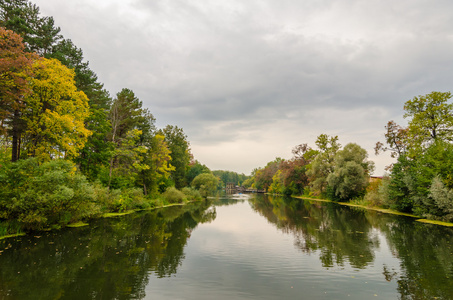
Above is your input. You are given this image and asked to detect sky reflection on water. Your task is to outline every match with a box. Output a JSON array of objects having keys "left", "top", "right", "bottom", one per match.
[{"left": 1, "top": 193, "right": 452, "bottom": 299}]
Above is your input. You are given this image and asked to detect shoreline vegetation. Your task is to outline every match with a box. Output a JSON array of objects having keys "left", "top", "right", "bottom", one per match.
[
  {"left": 2, "top": 191, "right": 452, "bottom": 241},
  {"left": 2, "top": 2, "right": 453, "bottom": 239},
  {"left": 1, "top": 2, "right": 240, "bottom": 240},
  {"left": 293, "top": 195, "right": 453, "bottom": 227},
  {"left": 243, "top": 92, "right": 453, "bottom": 227},
  {"left": 0, "top": 199, "right": 205, "bottom": 240}
]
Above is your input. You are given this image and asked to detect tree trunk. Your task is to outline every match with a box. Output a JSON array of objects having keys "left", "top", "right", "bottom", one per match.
[
  {"left": 108, "top": 156, "right": 114, "bottom": 190},
  {"left": 11, "top": 110, "right": 20, "bottom": 162}
]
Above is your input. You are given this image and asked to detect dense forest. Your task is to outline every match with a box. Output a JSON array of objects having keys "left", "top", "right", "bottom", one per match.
[
  {"left": 245, "top": 91, "right": 453, "bottom": 224},
  {"left": 0, "top": 0, "right": 248, "bottom": 233}
]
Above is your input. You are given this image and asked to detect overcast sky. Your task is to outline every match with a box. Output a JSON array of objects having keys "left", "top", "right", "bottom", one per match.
[{"left": 33, "top": 0, "right": 453, "bottom": 175}]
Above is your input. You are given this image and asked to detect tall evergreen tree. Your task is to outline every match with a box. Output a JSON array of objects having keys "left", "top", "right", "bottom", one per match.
[{"left": 107, "top": 88, "right": 155, "bottom": 189}]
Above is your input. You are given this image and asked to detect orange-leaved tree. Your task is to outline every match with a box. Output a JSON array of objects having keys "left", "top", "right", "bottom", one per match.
[{"left": 0, "top": 26, "right": 38, "bottom": 161}]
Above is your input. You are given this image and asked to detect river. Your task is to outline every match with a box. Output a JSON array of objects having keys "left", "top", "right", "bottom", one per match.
[{"left": 0, "top": 193, "right": 452, "bottom": 299}]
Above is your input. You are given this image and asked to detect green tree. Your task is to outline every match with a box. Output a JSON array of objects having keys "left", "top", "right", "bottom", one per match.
[
  {"left": 374, "top": 120, "right": 408, "bottom": 160},
  {"left": 107, "top": 88, "right": 154, "bottom": 188},
  {"left": 191, "top": 173, "right": 219, "bottom": 198},
  {"left": 382, "top": 92, "right": 453, "bottom": 219},
  {"left": 275, "top": 143, "right": 314, "bottom": 196},
  {"left": 186, "top": 160, "right": 210, "bottom": 185},
  {"left": 50, "top": 38, "right": 113, "bottom": 179},
  {"left": 269, "top": 170, "right": 284, "bottom": 194},
  {"left": 386, "top": 155, "right": 415, "bottom": 212},
  {"left": 404, "top": 91, "right": 453, "bottom": 156},
  {"left": 307, "top": 134, "right": 340, "bottom": 195},
  {"left": 0, "top": 158, "right": 98, "bottom": 230},
  {"left": 0, "top": 1, "right": 64, "bottom": 57},
  {"left": 326, "top": 143, "right": 374, "bottom": 201},
  {"left": 253, "top": 158, "right": 283, "bottom": 192},
  {"left": 0, "top": 0, "right": 41, "bottom": 47},
  {"left": 1, "top": 1, "right": 113, "bottom": 175},
  {"left": 138, "top": 134, "right": 174, "bottom": 195},
  {"left": 212, "top": 170, "right": 249, "bottom": 188},
  {"left": 159, "top": 125, "right": 191, "bottom": 189},
  {"left": 30, "top": 15, "right": 61, "bottom": 56}
]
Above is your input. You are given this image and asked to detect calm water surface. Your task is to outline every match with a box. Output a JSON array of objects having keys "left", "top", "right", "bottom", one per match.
[{"left": 1, "top": 193, "right": 452, "bottom": 299}]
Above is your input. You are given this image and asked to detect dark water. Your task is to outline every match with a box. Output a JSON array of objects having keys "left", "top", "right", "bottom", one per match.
[{"left": 1, "top": 194, "right": 452, "bottom": 299}]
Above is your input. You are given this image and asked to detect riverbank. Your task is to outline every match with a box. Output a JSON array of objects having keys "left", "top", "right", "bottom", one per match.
[
  {"left": 293, "top": 195, "right": 453, "bottom": 227},
  {"left": 0, "top": 200, "right": 203, "bottom": 240}
]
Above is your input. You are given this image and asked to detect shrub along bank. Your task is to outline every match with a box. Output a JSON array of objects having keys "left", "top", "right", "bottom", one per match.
[{"left": 0, "top": 158, "right": 212, "bottom": 235}]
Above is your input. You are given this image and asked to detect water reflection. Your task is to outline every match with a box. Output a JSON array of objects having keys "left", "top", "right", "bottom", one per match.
[
  {"left": 0, "top": 201, "right": 215, "bottom": 299},
  {"left": 249, "top": 194, "right": 379, "bottom": 269},
  {"left": 248, "top": 194, "right": 453, "bottom": 299},
  {"left": 1, "top": 194, "right": 452, "bottom": 299},
  {"left": 376, "top": 214, "right": 453, "bottom": 299}
]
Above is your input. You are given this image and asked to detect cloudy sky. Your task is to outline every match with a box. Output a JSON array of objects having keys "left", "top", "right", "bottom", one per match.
[{"left": 33, "top": 0, "right": 453, "bottom": 175}]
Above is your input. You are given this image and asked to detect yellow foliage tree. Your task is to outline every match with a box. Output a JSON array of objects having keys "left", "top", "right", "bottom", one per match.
[
  {"left": 151, "top": 134, "right": 175, "bottom": 179},
  {"left": 23, "top": 58, "right": 91, "bottom": 160},
  {"left": 138, "top": 133, "right": 175, "bottom": 195}
]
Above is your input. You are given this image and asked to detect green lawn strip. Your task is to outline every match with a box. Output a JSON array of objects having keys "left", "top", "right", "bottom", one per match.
[
  {"left": 416, "top": 219, "right": 453, "bottom": 227},
  {"left": 0, "top": 233, "right": 26, "bottom": 240},
  {"left": 294, "top": 195, "right": 453, "bottom": 227},
  {"left": 137, "top": 202, "right": 188, "bottom": 211},
  {"left": 66, "top": 221, "right": 90, "bottom": 228},
  {"left": 102, "top": 211, "right": 136, "bottom": 218},
  {"left": 102, "top": 199, "right": 199, "bottom": 218}
]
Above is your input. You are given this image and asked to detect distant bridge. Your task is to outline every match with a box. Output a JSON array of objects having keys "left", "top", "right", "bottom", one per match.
[{"left": 226, "top": 183, "right": 265, "bottom": 193}]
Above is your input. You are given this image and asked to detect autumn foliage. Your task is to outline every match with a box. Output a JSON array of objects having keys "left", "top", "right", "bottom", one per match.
[{"left": 0, "top": 2, "right": 201, "bottom": 232}]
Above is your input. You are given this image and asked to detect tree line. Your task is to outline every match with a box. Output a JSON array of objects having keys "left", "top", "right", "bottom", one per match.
[
  {"left": 245, "top": 91, "right": 453, "bottom": 223},
  {"left": 1, "top": 0, "right": 452, "bottom": 232},
  {"left": 0, "top": 0, "right": 221, "bottom": 232}
]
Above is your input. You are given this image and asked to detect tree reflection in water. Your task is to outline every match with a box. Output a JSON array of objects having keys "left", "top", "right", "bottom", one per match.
[
  {"left": 248, "top": 194, "right": 453, "bottom": 300},
  {"left": 249, "top": 194, "right": 379, "bottom": 269},
  {"left": 1, "top": 194, "right": 452, "bottom": 300},
  {"left": 0, "top": 201, "right": 216, "bottom": 299}
]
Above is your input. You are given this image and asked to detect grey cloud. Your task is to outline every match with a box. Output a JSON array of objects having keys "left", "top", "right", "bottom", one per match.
[{"left": 34, "top": 0, "right": 453, "bottom": 174}]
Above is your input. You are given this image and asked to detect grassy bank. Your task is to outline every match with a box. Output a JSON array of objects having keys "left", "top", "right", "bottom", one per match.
[
  {"left": 0, "top": 198, "right": 204, "bottom": 240},
  {"left": 293, "top": 195, "right": 453, "bottom": 227}
]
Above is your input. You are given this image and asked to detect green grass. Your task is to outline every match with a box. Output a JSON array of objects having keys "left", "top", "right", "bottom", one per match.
[
  {"left": 66, "top": 221, "right": 89, "bottom": 228},
  {"left": 293, "top": 195, "right": 453, "bottom": 224},
  {"left": 0, "top": 233, "right": 26, "bottom": 240},
  {"left": 416, "top": 219, "right": 453, "bottom": 227},
  {"left": 102, "top": 211, "right": 136, "bottom": 218}
]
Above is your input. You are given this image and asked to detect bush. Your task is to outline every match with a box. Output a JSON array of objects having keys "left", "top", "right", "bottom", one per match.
[
  {"left": 181, "top": 187, "right": 202, "bottom": 201},
  {"left": 0, "top": 158, "right": 100, "bottom": 230},
  {"left": 364, "top": 177, "right": 390, "bottom": 207},
  {"left": 162, "top": 187, "right": 187, "bottom": 204},
  {"left": 191, "top": 173, "right": 219, "bottom": 198},
  {"left": 122, "top": 187, "right": 150, "bottom": 210},
  {"left": 93, "top": 184, "right": 151, "bottom": 212},
  {"left": 426, "top": 176, "right": 453, "bottom": 222}
]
